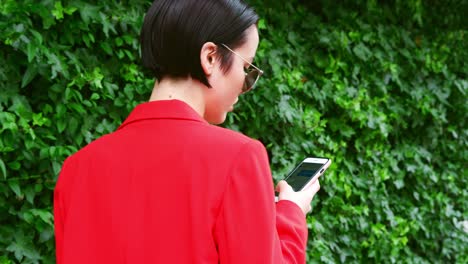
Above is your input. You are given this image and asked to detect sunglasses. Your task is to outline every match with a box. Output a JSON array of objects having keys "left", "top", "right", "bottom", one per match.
[{"left": 221, "top": 44, "right": 264, "bottom": 93}]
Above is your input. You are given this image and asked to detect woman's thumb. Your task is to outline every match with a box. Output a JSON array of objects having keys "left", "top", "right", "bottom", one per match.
[{"left": 276, "top": 180, "right": 292, "bottom": 193}]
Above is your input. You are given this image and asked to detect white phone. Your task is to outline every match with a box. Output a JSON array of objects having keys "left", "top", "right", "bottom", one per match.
[{"left": 275, "top": 157, "right": 331, "bottom": 201}]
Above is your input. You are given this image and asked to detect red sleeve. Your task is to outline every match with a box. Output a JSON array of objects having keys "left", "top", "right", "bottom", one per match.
[{"left": 214, "top": 140, "right": 308, "bottom": 264}]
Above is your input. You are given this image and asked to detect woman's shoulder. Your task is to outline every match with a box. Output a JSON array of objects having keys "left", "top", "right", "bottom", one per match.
[
  {"left": 189, "top": 124, "right": 267, "bottom": 159},
  {"left": 201, "top": 124, "right": 259, "bottom": 146}
]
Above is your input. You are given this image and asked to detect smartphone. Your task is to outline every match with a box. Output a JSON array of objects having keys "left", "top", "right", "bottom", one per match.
[
  {"left": 275, "top": 157, "right": 331, "bottom": 200},
  {"left": 284, "top": 157, "right": 331, "bottom": 191}
]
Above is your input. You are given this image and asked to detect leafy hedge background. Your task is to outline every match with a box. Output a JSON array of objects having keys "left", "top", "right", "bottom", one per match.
[{"left": 0, "top": 0, "right": 466, "bottom": 263}]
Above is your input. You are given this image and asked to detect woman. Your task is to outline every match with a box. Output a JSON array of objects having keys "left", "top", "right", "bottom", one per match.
[{"left": 54, "top": 0, "right": 320, "bottom": 263}]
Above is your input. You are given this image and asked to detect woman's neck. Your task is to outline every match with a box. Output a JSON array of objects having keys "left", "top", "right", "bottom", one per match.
[{"left": 149, "top": 77, "right": 206, "bottom": 117}]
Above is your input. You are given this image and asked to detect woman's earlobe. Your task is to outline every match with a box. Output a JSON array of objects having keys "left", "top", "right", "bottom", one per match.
[{"left": 201, "top": 57, "right": 213, "bottom": 76}]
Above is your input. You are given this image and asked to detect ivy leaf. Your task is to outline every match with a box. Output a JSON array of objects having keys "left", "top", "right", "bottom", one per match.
[
  {"left": 21, "top": 65, "right": 38, "bottom": 88},
  {"left": 100, "top": 42, "right": 113, "bottom": 55},
  {"left": 0, "top": 158, "right": 6, "bottom": 179},
  {"left": 258, "top": 19, "right": 266, "bottom": 29},
  {"left": 26, "top": 43, "right": 38, "bottom": 63},
  {"left": 8, "top": 180, "right": 21, "bottom": 197},
  {"left": 6, "top": 231, "right": 41, "bottom": 262},
  {"left": 79, "top": 3, "right": 100, "bottom": 24},
  {"left": 31, "top": 209, "right": 54, "bottom": 226},
  {"left": 353, "top": 42, "right": 372, "bottom": 61},
  {"left": 57, "top": 118, "right": 66, "bottom": 133},
  {"left": 51, "top": 2, "right": 64, "bottom": 20},
  {"left": 64, "top": 6, "right": 78, "bottom": 15}
]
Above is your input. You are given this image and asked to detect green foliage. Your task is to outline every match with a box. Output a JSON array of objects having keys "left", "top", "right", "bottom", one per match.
[
  {"left": 0, "top": 0, "right": 466, "bottom": 263},
  {"left": 239, "top": 0, "right": 467, "bottom": 263},
  {"left": 1, "top": 0, "right": 150, "bottom": 262}
]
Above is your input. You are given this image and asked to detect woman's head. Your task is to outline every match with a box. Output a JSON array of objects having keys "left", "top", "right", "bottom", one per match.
[{"left": 140, "top": 0, "right": 259, "bottom": 87}]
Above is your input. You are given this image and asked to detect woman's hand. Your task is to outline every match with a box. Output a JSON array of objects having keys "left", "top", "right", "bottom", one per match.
[{"left": 275, "top": 179, "right": 321, "bottom": 216}]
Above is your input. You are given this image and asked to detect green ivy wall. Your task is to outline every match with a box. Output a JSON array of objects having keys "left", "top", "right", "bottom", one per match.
[{"left": 0, "top": 0, "right": 466, "bottom": 263}]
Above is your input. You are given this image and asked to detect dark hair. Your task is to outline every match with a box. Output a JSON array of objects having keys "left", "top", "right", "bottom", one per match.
[{"left": 140, "top": 0, "right": 259, "bottom": 87}]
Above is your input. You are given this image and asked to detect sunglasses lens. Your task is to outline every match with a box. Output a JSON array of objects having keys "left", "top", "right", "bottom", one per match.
[{"left": 243, "top": 70, "right": 260, "bottom": 93}]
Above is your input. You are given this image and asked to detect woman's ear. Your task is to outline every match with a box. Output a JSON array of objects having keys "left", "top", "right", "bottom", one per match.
[{"left": 200, "top": 42, "right": 218, "bottom": 76}]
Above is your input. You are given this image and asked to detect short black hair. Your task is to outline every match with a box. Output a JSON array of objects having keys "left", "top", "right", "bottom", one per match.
[{"left": 140, "top": 0, "right": 259, "bottom": 87}]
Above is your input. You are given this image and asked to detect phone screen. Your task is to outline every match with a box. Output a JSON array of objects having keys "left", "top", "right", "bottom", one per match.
[{"left": 285, "top": 162, "right": 324, "bottom": 191}]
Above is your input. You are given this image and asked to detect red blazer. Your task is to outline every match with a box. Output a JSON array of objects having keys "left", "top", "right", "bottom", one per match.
[{"left": 54, "top": 100, "right": 308, "bottom": 264}]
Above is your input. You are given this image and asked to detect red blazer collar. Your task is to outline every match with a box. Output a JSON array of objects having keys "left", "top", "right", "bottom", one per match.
[{"left": 118, "top": 100, "right": 207, "bottom": 130}]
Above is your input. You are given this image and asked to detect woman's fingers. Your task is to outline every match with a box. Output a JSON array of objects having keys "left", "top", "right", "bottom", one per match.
[
  {"left": 301, "top": 179, "right": 320, "bottom": 195},
  {"left": 277, "top": 179, "right": 321, "bottom": 216},
  {"left": 310, "top": 180, "right": 320, "bottom": 194}
]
